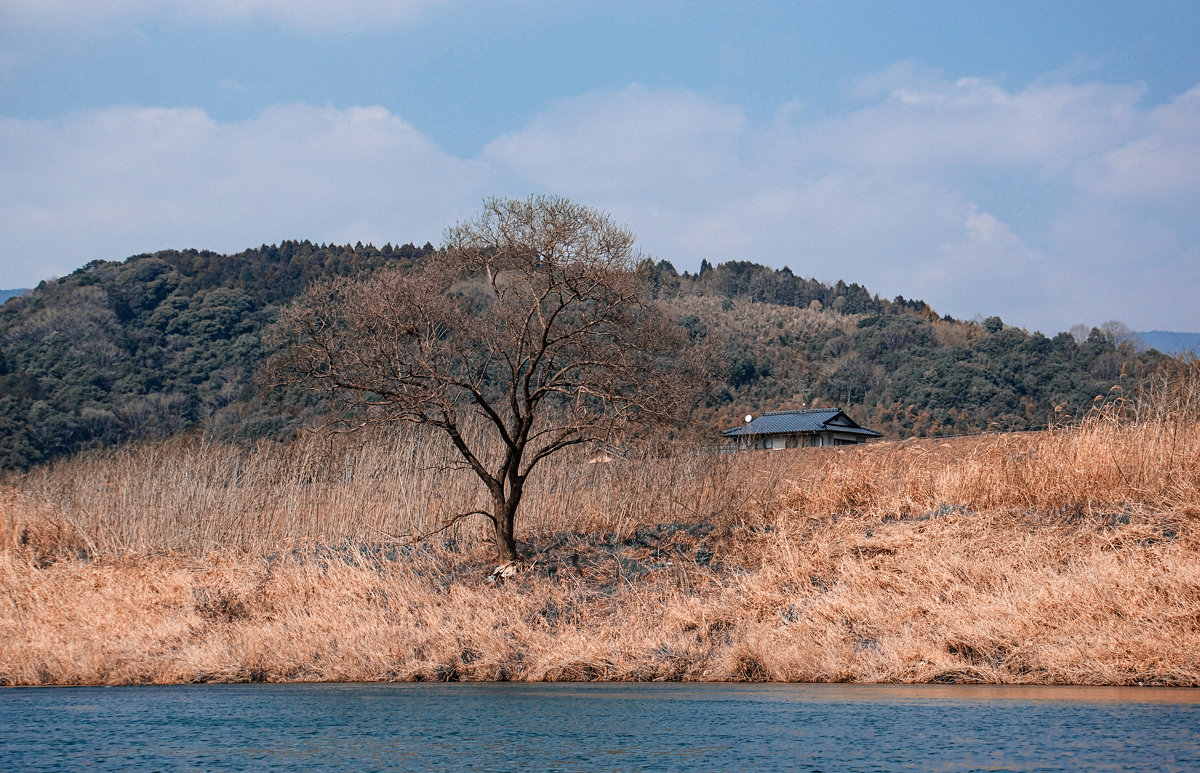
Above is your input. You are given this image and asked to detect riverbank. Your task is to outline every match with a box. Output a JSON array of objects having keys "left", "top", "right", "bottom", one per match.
[
  {"left": 3, "top": 502, "right": 1197, "bottom": 686},
  {"left": 3, "top": 367, "right": 1198, "bottom": 686}
]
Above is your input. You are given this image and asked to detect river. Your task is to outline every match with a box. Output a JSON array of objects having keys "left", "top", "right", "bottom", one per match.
[{"left": 2, "top": 683, "right": 1198, "bottom": 771}]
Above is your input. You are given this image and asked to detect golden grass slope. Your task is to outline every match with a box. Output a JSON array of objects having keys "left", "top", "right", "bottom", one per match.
[{"left": 2, "top": 364, "right": 1198, "bottom": 686}]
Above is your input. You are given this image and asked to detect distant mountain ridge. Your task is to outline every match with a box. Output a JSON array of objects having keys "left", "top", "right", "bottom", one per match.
[
  {"left": 0, "top": 288, "right": 30, "bottom": 305},
  {"left": 1138, "top": 331, "right": 1200, "bottom": 356}
]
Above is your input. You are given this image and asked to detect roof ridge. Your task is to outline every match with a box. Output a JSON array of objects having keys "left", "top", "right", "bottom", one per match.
[{"left": 761, "top": 407, "right": 839, "bottom": 416}]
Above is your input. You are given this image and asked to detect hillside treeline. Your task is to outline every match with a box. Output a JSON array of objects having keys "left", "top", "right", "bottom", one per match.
[
  {"left": 0, "top": 241, "right": 433, "bottom": 467},
  {"left": 0, "top": 244, "right": 1163, "bottom": 468},
  {"left": 661, "top": 260, "right": 1160, "bottom": 436}
]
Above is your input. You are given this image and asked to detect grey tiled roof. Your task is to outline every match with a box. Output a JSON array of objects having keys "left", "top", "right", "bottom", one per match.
[{"left": 722, "top": 408, "right": 882, "bottom": 438}]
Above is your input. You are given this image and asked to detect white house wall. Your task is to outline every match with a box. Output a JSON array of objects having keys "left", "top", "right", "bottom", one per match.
[{"left": 756, "top": 431, "right": 870, "bottom": 449}]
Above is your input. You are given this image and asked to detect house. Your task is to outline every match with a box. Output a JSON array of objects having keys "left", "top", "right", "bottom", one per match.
[{"left": 722, "top": 407, "right": 881, "bottom": 450}]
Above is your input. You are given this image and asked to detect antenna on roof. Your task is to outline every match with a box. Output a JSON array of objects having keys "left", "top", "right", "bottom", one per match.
[{"left": 744, "top": 414, "right": 753, "bottom": 424}]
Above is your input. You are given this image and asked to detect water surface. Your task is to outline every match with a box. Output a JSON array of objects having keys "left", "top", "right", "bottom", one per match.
[{"left": 2, "top": 683, "right": 1198, "bottom": 771}]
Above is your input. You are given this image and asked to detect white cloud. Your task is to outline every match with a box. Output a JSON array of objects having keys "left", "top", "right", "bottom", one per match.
[
  {"left": 483, "top": 76, "right": 1200, "bottom": 331},
  {"left": 481, "top": 84, "right": 756, "bottom": 278},
  {"left": 924, "top": 208, "right": 1053, "bottom": 321},
  {"left": 804, "top": 78, "right": 1145, "bottom": 174},
  {"left": 4, "top": 68, "right": 1200, "bottom": 332},
  {"left": 483, "top": 85, "right": 748, "bottom": 205},
  {"left": 2, "top": 0, "right": 447, "bottom": 33},
  {"left": 0, "top": 104, "right": 491, "bottom": 283},
  {"left": 1080, "top": 86, "right": 1200, "bottom": 202}
]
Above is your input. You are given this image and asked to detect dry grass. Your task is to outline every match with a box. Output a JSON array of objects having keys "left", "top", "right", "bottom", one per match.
[
  {"left": 1, "top": 423, "right": 786, "bottom": 558},
  {"left": 2, "top": 362, "right": 1198, "bottom": 686}
]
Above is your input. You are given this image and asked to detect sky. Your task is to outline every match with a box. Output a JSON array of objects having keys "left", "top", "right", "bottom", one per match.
[{"left": 2, "top": 1, "right": 1199, "bottom": 335}]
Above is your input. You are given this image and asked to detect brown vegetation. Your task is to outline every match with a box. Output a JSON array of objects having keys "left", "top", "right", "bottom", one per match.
[
  {"left": 267, "top": 195, "right": 702, "bottom": 562},
  {"left": 2, "top": 363, "right": 1197, "bottom": 686}
]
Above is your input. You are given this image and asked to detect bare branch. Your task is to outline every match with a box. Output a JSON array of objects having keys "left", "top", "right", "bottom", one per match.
[
  {"left": 266, "top": 195, "right": 702, "bottom": 562},
  {"left": 398, "top": 509, "right": 497, "bottom": 546}
]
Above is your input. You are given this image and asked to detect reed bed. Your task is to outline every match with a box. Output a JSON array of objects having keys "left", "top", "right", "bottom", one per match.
[
  {"left": 2, "top": 425, "right": 788, "bottom": 559},
  {"left": 2, "top": 362, "right": 1198, "bottom": 686}
]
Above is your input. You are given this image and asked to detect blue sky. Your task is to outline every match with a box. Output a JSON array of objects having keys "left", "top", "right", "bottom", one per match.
[{"left": 2, "top": 1, "right": 1199, "bottom": 334}]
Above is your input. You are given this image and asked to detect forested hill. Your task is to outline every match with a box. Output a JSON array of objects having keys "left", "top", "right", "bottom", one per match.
[
  {"left": 0, "top": 244, "right": 1164, "bottom": 469},
  {"left": 0, "top": 241, "right": 433, "bottom": 468},
  {"left": 655, "top": 259, "right": 1163, "bottom": 436}
]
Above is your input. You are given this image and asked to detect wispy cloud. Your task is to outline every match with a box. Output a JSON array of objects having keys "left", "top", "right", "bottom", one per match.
[
  {"left": 483, "top": 75, "right": 1200, "bottom": 330},
  {"left": 2, "top": 0, "right": 447, "bottom": 33},
  {"left": 1080, "top": 86, "right": 1200, "bottom": 203},
  {"left": 0, "top": 104, "right": 491, "bottom": 281},
  {"left": 806, "top": 78, "right": 1145, "bottom": 174}
]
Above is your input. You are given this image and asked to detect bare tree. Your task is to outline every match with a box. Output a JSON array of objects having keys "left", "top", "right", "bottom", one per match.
[
  {"left": 267, "top": 196, "right": 700, "bottom": 562},
  {"left": 1099, "top": 320, "right": 1145, "bottom": 351}
]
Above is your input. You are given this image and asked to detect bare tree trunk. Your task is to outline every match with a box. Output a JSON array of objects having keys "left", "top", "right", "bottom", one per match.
[{"left": 492, "top": 491, "right": 523, "bottom": 562}]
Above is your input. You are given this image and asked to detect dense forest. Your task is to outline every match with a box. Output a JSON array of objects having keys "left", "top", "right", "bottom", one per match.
[
  {"left": 0, "top": 242, "right": 1166, "bottom": 469},
  {"left": 0, "top": 241, "right": 433, "bottom": 468},
  {"left": 657, "top": 260, "right": 1162, "bottom": 436}
]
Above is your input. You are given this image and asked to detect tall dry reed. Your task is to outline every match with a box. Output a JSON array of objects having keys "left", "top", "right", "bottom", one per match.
[
  {"left": 2, "top": 424, "right": 790, "bottom": 559},
  {"left": 784, "top": 361, "right": 1200, "bottom": 521},
  {"left": 2, "top": 359, "right": 1197, "bottom": 686},
  {"left": 3, "top": 499, "right": 1196, "bottom": 686}
]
